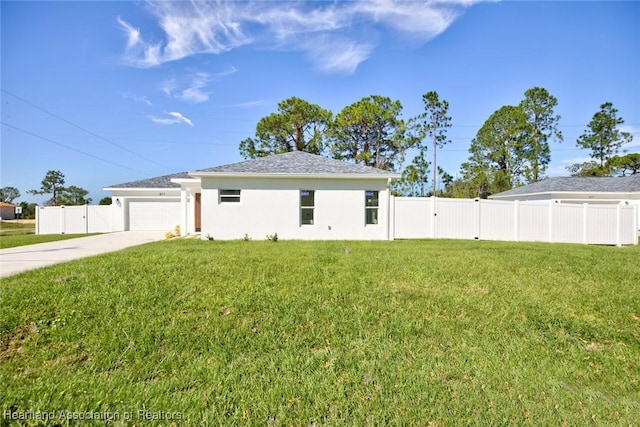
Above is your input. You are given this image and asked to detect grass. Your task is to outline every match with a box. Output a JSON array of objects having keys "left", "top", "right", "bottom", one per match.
[
  {"left": 0, "top": 221, "right": 101, "bottom": 249},
  {"left": 0, "top": 220, "right": 35, "bottom": 234},
  {"left": 0, "top": 234, "right": 102, "bottom": 250},
  {"left": 1, "top": 239, "right": 639, "bottom": 426}
]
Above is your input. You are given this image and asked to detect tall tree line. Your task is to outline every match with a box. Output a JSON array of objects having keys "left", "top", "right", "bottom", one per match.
[
  {"left": 239, "top": 95, "right": 415, "bottom": 172},
  {"left": 458, "top": 87, "right": 563, "bottom": 198},
  {"left": 238, "top": 92, "right": 451, "bottom": 195},
  {"left": 238, "top": 88, "right": 634, "bottom": 198},
  {"left": 567, "top": 102, "right": 633, "bottom": 177}
]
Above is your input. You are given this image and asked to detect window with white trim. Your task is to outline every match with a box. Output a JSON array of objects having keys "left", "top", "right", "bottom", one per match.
[
  {"left": 365, "top": 190, "right": 379, "bottom": 225},
  {"left": 220, "top": 189, "right": 241, "bottom": 203},
  {"left": 300, "top": 190, "right": 314, "bottom": 225}
]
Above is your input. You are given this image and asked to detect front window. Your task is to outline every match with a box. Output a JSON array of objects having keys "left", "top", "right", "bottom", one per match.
[
  {"left": 365, "top": 190, "right": 379, "bottom": 225},
  {"left": 220, "top": 189, "right": 241, "bottom": 203},
  {"left": 300, "top": 190, "right": 314, "bottom": 225}
]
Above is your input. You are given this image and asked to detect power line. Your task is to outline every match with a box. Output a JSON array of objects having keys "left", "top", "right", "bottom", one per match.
[
  {"left": 1, "top": 121, "right": 151, "bottom": 176},
  {"left": 1, "top": 88, "right": 172, "bottom": 171}
]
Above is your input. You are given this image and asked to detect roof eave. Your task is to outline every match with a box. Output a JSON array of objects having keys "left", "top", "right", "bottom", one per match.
[
  {"left": 490, "top": 190, "right": 640, "bottom": 199},
  {"left": 103, "top": 186, "right": 180, "bottom": 191},
  {"left": 170, "top": 178, "right": 200, "bottom": 184},
  {"left": 188, "top": 172, "right": 401, "bottom": 180}
]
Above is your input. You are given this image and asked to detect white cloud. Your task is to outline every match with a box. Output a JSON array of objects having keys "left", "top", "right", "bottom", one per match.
[
  {"left": 118, "top": 16, "right": 161, "bottom": 67},
  {"left": 304, "top": 37, "right": 374, "bottom": 74},
  {"left": 149, "top": 111, "right": 194, "bottom": 126},
  {"left": 160, "top": 66, "right": 237, "bottom": 103},
  {"left": 118, "top": 2, "right": 251, "bottom": 68},
  {"left": 227, "top": 99, "right": 265, "bottom": 108},
  {"left": 121, "top": 91, "right": 152, "bottom": 106},
  {"left": 168, "top": 111, "right": 193, "bottom": 126},
  {"left": 118, "top": 0, "right": 486, "bottom": 74},
  {"left": 356, "top": 0, "right": 459, "bottom": 41},
  {"left": 117, "top": 16, "right": 140, "bottom": 50}
]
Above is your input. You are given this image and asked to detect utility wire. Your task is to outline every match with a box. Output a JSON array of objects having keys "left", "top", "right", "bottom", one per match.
[
  {"left": 1, "top": 88, "right": 172, "bottom": 171},
  {"left": 1, "top": 121, "right": 151, "bottom": 176}
]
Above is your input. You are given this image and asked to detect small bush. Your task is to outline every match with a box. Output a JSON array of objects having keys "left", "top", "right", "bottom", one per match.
[
  {"left": 166, "top": 225, "right": 181, "bottom": 240},
  {"left": 243, "top": 233, "right": 251, "bottom": 241},
  {"left": 266, "top": 232, "right": 278, "bottom": 242}
]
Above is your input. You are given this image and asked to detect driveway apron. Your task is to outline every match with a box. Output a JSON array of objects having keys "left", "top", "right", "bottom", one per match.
[{"left": 0, "top": 231, "right": 165, "bottom": 278}]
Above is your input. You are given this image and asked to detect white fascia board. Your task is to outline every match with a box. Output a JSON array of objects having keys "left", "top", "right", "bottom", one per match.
[
  {"left": 103, "top": 187, "right": 179, "bottom": 192},
  {"left": 188, "top": 172, "right": 401, "bottom": 180},
  {"left": 170, "top": 178, "right": 200, "bottom": 185}
]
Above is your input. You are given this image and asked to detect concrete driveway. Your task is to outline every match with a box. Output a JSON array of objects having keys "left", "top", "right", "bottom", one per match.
[{"left": 0, "top": 231, "right": 166, "bottom": 279}]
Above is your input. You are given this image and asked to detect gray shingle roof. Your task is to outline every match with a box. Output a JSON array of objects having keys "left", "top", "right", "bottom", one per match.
[
  {"left": 193, "top": 151, "right": 398, "bottom": 176},
  {"left": 491, "top": 175, "right": 640, "bottom": 197},
  {"left": 106, "top": 152, "right": 397, "bottom": 189},
  {"left": 106, "top": 171, "right": 189, "bottom": 189}
]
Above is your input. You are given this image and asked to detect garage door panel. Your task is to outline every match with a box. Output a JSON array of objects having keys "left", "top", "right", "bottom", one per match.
[{"left": 129, "top": 201, "right": 180, "bottom": 230}]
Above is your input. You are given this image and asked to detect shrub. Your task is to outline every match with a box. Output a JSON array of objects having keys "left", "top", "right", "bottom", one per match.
[{"left": 266, "top": 232, "right": 278, "bottom": 242}]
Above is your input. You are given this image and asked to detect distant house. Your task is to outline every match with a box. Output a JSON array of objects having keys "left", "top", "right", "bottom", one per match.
[
  {"left": 489, "top": 175, "right": 640, "bottom": 203},
  {"left": 104, "top": 152, "right": 400, "bottom": 240},
  {"left": 489, "top": 175, "right": 640, "bottom": 226},
  {"left": 0, "top": 202, "right": 16, "bottom": 220}
]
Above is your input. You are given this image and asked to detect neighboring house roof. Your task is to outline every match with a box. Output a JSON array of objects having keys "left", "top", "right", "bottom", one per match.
[
  {"left": 0, "top": 202, "right": 16, "bottom": 207},
  {"left": 106, "top": 152, "right": 399, "bottom": 189},
  {"left": 490, "top": 175, "right": 640, "bottom": 198}
]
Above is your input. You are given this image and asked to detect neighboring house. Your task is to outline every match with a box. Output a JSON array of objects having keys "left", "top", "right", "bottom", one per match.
[
  {"left": 104, "top": 151, "right": 400, "bottom": 240},
  {"left": 0, "top": 202, "right": 16, "bottom": 220},
  {"left": 489, "top": 175, "right": 640, "bottom": 225},
  {"left": 489, "top": 175, "right": 640, "bottom": 203}
]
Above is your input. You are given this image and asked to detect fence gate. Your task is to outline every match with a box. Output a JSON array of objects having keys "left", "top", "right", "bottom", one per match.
[{"left": 36, "top": 205, "right": 113, "bottom": 235}]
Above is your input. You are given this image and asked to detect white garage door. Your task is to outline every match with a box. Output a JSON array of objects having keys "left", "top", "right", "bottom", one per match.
[{"left": 129, "top": 200, "right": 181, "bottom": 231}]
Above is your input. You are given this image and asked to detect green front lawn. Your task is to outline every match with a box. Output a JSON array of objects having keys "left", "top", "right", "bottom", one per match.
[
  {"left": 1, "top": 239, "right": 638, "bottom": 425},
  {"left": 0, "top": 233, "right": 101, "bottom": 249},
  {"left": 0, "top": 220, "right": 35, "bottom": 236},
  {"left": 0, "top": 220, "right": 102, "bottom": 248}
]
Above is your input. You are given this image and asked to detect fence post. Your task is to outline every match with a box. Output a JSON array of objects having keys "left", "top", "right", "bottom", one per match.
[
  {"left": 35, "top": 206, "right": 40, "bottom": 235},
  {"left": 514, "top": 200, "right": 520, "bottom": 242},
  {"left": 474, "top": 198, "right": 480, "bottom": 240},
  {"left": 616, "top": 204, "right": 622, "bottom": 247},
  {"left": 389, "top": 195, "right": 395, "bottom": 241},
  {"left": 634, "top": 204, "right": 639, "bottom": 246},
  {"left": 582, "top": 203, "right": 588, "bottom": 245},
  {"left": 430, "top": 196, "right": 436, "bottom": 238},
  {"left": 60, "top": 206, "right": 66, "bottom": 234},
  {"left": 548, "top": 202, "right": 553, "bottom": 243},
  {"left": 84, "top": 203, "right": 89, "bottom": 234}
]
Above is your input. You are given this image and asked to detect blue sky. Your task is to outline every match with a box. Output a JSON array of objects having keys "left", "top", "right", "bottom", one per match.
[{"left": 1, "top": 0, "right": 638, "bottom": 204}]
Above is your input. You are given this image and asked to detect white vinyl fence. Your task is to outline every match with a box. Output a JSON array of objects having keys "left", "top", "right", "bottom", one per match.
[
  {"left": 36, "top": 205, "right": 112, "bottom": 235},
  {"left": 36, "top": 199, "right": 638, "bottom": 246},
  {"left": 392, "top": 197, "right": 638, "bottom": 246}
]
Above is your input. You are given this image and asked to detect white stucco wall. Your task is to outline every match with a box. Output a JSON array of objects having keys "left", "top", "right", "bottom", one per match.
[{"left": 199, "top": 177, "right": 392, "bottom": 240}]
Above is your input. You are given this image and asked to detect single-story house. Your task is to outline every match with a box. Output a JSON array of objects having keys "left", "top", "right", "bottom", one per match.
[
  {"left": 0, "top": 202, "right": 16, "bottom": 220},
  {"left": 489, "top": 175, "right": 640, "bottom": 225},
  {"left": 104, "top": 151, "right": 400, "bottom": 240}
]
